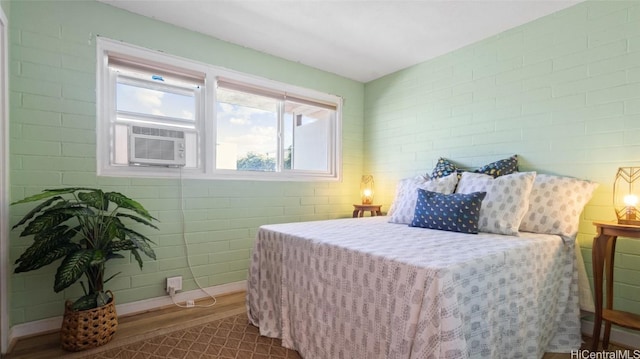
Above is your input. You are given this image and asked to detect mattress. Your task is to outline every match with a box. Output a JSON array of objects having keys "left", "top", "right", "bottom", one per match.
[{"left": 247, "top": 216, "right": 581, "bottom": 359}]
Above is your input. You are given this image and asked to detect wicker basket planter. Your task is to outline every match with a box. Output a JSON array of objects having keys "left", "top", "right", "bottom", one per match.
[{"left": 60, "top": 290, "right": 118, "bottom": 352}]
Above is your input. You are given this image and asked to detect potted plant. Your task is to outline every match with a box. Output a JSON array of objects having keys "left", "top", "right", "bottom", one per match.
[{"left": 11, "top": 187, "right": 158, "bottom": 351}]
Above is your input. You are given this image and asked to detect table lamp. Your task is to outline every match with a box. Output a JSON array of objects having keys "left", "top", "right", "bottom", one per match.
[
  {"left": 614, "top": 167, "right": 640, "bottom": 225},
  {"left": 360, "top": 175, "right": 374, "bottom": 205}
]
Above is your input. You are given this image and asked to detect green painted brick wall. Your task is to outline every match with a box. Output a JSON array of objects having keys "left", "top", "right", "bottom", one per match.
[
  {"left": 7, "top": 1, "right": 364, "bottom": 325},
  {"left": 7, "top": 0, "right": 640, "bottom": 332},
  {"left": 364, "top": 0, "right": 640, "bottom": 318}
]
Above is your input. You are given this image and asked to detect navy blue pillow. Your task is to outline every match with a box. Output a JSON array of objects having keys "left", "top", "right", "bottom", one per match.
[
  {"left": 410, "top": 190, "right": 486, "bottom": 234},
  {"left": 431, "top": 155, "right": 518, "bottom": 179},
  {"left": 430, "top": 157, "right": 459, "bottom": 179},
  {"left": 474, "top": 155, "right": 518, "bottom": 178}
]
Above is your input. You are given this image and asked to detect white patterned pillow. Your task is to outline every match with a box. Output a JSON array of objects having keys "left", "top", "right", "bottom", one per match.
[
  {"left": 519, "top": 174, "right": 598, "bottom": 238},
  {"left": 388, "top": 172, "right": 458, "bottom": 224},
  {"left": 456, "top": 171, "right": 536, "bottom": 235}
]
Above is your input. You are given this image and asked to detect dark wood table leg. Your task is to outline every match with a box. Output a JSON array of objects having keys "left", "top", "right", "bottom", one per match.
[
  {"left": 591, "top": 230, "right": 612, "bottom": 351},
  {"left": 353, "top": 205, "right": 382, "bottom": 218},
  {"left": 602, "top": 236, "right": 618, "bottom": 349}
]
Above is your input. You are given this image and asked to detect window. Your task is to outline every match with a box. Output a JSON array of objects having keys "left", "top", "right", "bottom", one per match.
[
  {"left": 97, "top": 38, "right": 342, "bottom": 181},
  {"left": 215, "top": 79, "right": 337, "bottom": 175}
]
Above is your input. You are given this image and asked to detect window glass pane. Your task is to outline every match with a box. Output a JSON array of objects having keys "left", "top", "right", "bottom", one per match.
[
  {"left": 116, "top": 81, "right": 195, "bottom": 121},
  {"left": 216, "top": 88, "right": 278, "bottom": 171},
  {"left": 283, "top": 113, "right": 293, "bottom": 170},
  {"left": 284, "top": 101, "right": 332, "bottom": 172}
]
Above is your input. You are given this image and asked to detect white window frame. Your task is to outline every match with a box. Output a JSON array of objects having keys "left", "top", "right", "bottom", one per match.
[
  {"left": 97, "top": 38, "right": 213, "bottom": 179},
  {"left": 96, "top": 37, "right": 342, "bottom": 181},
  {"left": 0, "top": 6, "right": 9, "bottom": 355}
]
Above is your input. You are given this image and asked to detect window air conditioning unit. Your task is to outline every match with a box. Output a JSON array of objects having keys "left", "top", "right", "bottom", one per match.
[{"left": 129, "top": 125, "right": 186, "bottom": 167}]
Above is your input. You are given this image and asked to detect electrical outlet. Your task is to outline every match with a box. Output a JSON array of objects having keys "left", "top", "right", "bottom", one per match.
[{"left": 166, "top": 276, "right": 182, "bottom": 294}]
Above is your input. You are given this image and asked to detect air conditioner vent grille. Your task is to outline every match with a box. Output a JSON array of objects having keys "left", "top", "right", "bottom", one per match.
[
  {"left": 134, "top": 137, "right": 175, "bottom": 161},
  {"left": 131, "top": 126, "right": 184, "bottom": 139}
]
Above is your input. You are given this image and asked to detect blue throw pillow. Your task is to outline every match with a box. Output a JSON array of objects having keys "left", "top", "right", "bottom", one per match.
[
  {"left": 430, "top": 157, "right": 459, "bottom": 179},
  {"left": 474, "top": 155, "right": 518, "bottom": 178},
  {"left": 410, "top": 189, "right": 486, "bottom": 234},
  {"left": 431, "top": 155, "right": 518, "bottom": 179}
]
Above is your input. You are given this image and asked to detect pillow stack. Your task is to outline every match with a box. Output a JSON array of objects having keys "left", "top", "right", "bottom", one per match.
[{"left": 388, "top": 154, "right": 598, "bottom": 237}]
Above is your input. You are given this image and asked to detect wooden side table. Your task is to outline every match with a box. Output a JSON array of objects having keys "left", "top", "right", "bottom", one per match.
[
  {"left": 591, "top": 221, "right": 640, "bottom": 351},
  {"left": 352, "top": 204, "right": 382, "bottom": 218}
]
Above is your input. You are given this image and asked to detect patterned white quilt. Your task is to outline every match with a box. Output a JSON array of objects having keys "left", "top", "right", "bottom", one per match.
[{"left": 247, "top": 217, "right": 581, "bottom": 359}]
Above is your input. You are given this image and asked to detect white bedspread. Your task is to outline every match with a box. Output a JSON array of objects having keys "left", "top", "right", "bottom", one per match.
[{"left": 247, "top": 217, "right": 581, "bottom": 359}]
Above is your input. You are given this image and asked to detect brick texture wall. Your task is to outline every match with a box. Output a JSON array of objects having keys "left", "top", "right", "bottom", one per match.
[
  {"left": 364, "top": 0, "right": 640, "bottom": 317},
  {"left": 8, "top": 1, "right": 364, "bottom": 325}
]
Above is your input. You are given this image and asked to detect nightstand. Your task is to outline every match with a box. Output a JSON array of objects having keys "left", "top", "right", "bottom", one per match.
[
  {"left": 352, "top": 204, "right": 382, "bottom": 218},
  {"left": 591, "top": 221, "right": 640, "bottom": 351}
]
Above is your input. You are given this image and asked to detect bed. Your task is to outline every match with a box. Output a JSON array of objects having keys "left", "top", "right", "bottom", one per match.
[{"left": 247, "top": 157, "right": 598, "bottom": 359}]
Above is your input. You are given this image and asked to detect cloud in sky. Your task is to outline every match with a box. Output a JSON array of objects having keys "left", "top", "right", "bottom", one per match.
[
  {"left": 182, "top": 110, "right": 194, "bottom": 119},
  {"left": 136, "top": 88, "right": 163, "bottom": 108},
  {"left": 230, "top": 117, "right": 251, "bottom": 125},
  {"left": 218, "top": 103, "right": 266, "bottom": 125},
  {"left": 216, "top": 101, "right": 279, "bottom": 156},
  {"left": 221, "top": 125, "right": 277, "bottom": 157}
]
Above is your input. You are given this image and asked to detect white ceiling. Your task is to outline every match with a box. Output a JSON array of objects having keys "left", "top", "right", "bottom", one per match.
[{"left": 99, "top": 0, "right": 584, "bottom": 83}]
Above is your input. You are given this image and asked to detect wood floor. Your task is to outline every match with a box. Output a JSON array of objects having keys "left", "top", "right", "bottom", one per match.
[
  {"left": 4, "top": 290, "right": 634, "bottom": 359},
  {"left": 5, "top": 291, "right": 247, "bottom": 359}
]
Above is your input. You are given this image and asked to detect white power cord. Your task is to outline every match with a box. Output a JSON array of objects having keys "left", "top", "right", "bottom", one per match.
[
  {"left": 168, "top": 285, "right": 197, "bottom": 308},
  {"left": 169, "top": 167, "right": 217, "bottom": 309}
]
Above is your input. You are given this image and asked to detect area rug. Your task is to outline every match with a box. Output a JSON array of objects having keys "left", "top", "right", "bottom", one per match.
[{"left": 75, "top": 311, "right": 301, "bottom": 359}]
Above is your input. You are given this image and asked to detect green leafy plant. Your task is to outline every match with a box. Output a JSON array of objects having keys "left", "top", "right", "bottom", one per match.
[{"left": 11, "top": 187, "right": 158, "bottom": 311}]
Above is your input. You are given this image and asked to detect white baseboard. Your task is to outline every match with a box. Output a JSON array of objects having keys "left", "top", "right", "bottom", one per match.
[
  {"left": 582, "top": 318, "right": 640, "bottom": 349},
  {"left": 8, "top": 280, "right": 246, "bottom": 346}
]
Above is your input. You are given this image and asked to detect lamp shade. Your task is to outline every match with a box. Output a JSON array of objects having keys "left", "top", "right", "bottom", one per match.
[
  {"left": 360, "top": 175, "right": 374, "bottom": 204},
  {"left": 613, "top": 167, "right": 640, "bottom": 225}
]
